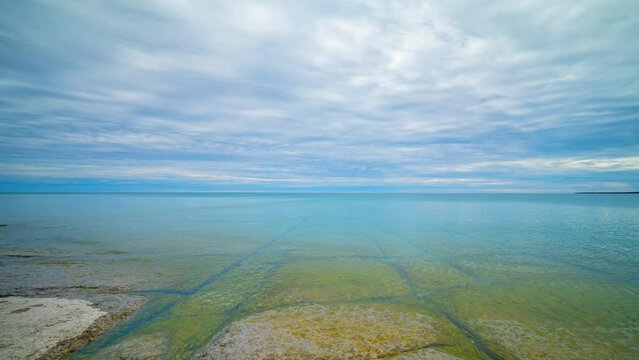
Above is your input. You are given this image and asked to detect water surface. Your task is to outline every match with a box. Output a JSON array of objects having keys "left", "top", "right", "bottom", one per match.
[{"left": 1, "top": 193, "right": 637, "bottom": 359}]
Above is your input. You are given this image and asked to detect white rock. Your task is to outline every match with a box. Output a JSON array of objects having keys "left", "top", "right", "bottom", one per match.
[{"left": 0, "top": 296, "right": 106, "bottom": 360}]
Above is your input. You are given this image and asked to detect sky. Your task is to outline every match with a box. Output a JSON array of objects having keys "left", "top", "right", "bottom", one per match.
[{"left": 1, "top": 0, "right": 638, "bottom": 192}]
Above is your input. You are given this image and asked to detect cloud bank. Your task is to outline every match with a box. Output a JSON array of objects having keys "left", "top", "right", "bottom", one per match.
[{"left": 1, "top": 0, "right": 638, "bottom": 192}]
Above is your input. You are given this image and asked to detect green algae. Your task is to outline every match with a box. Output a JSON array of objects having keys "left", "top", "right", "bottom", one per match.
[
  {"left": 125, "top": 259, "right": 277, "bottom": 358},
  {"left": 141, "top": 255, "right": 485, "bottom": 360},
  {"left": 400, "top": 260, "right": 473, "bottom": 291},
  {"left": 467, "top": 318, "right": 637, "bottom": 360},
  {"left": 272, "top": 239, "right": 383, "bottom": 259},
  {"left": 435, "top": 279, "right": 639, "bottom": 359},
  {"left": 145, "top": 255, "right": 238, "bottom": 291},
  {"left": 249, "top": 259, "right": 411, "bottom": 310},
  {"left": 199, "top": 303, "right": 460, "bottom": 359},
  {"left": 93, "top": 333, "right": 170, "bottom": 360},
  {"left": 388, "top": 348, "right": 462, "bottom": 359}
]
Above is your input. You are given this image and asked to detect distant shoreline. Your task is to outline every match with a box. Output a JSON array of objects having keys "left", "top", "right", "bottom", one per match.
[{"left": 575, "top": 191, "right": 639, "bottom": 194}]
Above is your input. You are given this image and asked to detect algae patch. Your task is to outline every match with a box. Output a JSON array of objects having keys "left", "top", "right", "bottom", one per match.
[
  {"left": 199, "top": 304, "right": 458, "bottom": 359},
  {"left": 93, "top": 333, "right": 170, "bottom": 360},
  {"left": 400, "top": 260, "right": 473, "bottom": 291},
  {"left": 251, "top": 259, "right": 411, "bottom": 309},
  {"left": 437, "top": 279, "right": 639, "bottom": 359}
]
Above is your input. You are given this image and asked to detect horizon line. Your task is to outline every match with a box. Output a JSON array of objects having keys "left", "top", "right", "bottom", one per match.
[{"left": 1, "top": 191, "right": 631, "bottom": 195}]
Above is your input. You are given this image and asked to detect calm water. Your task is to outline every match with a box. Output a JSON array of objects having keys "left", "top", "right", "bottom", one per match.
[{"left": 1, "top": 193, "right": 638, "bottom": 359}]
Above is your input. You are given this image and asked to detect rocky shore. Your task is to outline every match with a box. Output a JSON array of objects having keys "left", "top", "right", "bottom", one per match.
[
  {"left": 0, "top": 295, "right": 142, "bottom": 360},
  {"left": 0, "top": 247, "right": 146, "bottom": 360}
]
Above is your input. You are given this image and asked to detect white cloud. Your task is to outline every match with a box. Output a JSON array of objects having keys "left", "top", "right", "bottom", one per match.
[{"left": 0, "top": 0, "right": 637, "bottom": 190}]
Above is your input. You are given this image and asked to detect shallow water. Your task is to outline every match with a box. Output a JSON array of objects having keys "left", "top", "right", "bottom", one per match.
[{"left": 0, "top": 193, "right": 638, "bottom": 359}]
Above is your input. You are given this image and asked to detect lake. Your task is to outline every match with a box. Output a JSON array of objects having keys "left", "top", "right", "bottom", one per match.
[{"left": 1, "top": 193, "right": 637, "bottom": 359}]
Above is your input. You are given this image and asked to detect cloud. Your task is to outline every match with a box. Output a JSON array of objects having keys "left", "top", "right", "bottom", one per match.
[
  {"left": 449, "top": 157, "right": 639, "bottom": 173},
  {"left": 0, "top": 0, "right": 638, "bottom": 191}
]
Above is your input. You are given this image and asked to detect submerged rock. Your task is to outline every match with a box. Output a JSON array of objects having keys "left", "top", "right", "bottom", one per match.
[
  {"left": 389, "top": 348, "right": 461, "bottom": 359},
  {"left": 469, "top": 318, "right": 638, "bottom": 360},
  {"left": 199, "top": 304, "right": 459, "bottom": 359},
  {"left": 93, "top": 334, "right": 170, "bottom": 360},
  {"left": 437, "top": 278, "right": 639, "bottom": 359},
  {"left": 249, "top": 259, "right": 411, "bottom": 312}
]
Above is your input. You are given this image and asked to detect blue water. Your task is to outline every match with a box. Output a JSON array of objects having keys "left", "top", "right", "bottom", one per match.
[{"left": 1, "top": 193, "right": 638, "bottom": 359}]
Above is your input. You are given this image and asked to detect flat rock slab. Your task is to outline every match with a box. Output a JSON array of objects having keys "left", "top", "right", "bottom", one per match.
[
  {"left": 388, "top": 348, "right": 461, "bottom": 360},
  {"left": 199, "top": 304, "right": 460, "bottom": 359},
  {"left": 0, "top": 296, "right": 106, "bottom": 360},
  {"left": 93, "top": 334, "right": 170, "bottom": 360}
]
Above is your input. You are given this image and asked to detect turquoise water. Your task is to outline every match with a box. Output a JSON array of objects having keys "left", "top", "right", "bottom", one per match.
[{"left": 1, "top": 193, "right": 638, "bottom": 359}]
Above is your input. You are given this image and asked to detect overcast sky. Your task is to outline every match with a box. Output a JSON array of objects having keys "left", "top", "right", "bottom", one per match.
[{"left": 1, "top": 0, "right": 638, "bottom": 192}]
